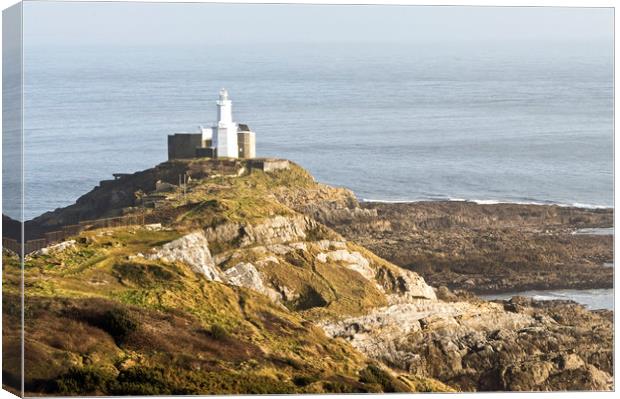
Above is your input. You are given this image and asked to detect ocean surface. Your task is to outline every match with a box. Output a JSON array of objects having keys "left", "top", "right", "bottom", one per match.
[
  {"left": 20, "top": 41, "right": 613, "bottom": 221},
  {"left": 481, "top": 288, "right": 614, "bottom": 311},
  {"left": 573, "top": 227, "right": 614, "bottom": 236},
  {"left": 12, "top": 41, "right": 614, "bottom": 309}
]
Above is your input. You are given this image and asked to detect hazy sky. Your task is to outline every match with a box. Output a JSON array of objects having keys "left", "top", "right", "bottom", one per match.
[{"left": 23, "top": 1, "right": 613, "bottom": 47}]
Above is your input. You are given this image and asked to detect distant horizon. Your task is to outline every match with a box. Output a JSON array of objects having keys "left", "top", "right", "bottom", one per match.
[
  {"left": 23, "top": 2, "right": 613, "bottom": 47},
  {"left": 12, "top": 1, "right": 614, "bottom": 220},
  {"left": 22, "top": 36, "right": 615, "bottom": 48}
]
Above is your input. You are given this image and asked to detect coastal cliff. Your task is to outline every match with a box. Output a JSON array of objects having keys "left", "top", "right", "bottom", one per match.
[{"left": 2, "top": 159, "right": 613, "bottom": 394}]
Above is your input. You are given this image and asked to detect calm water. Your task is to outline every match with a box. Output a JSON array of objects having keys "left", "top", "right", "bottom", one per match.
[
  {"left": 484, "top": 226, "right": 614, "bottom": 308},
  {"left": 15, "top": 41, "right": 615, "bottom": 310},
  {"left": 573, "top": 227, "right": 615, "bottom": 235},
  {"left": 481, "top": 288, "right": 614, "bottom": 310},
  {"left": 21, "top": 41, "right": 613, "bottom": 221}
]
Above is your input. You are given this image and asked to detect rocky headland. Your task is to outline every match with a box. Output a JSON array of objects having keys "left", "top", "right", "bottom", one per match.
[
  {"left": 2, "top": 158, "right": 613, "bottom": 394},
  {"left": 278, "top": 192, "right": 613, "bottom": 294}
]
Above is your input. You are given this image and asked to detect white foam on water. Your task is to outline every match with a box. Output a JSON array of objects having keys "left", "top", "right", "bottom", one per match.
[{"left": 360, "top": 198, "right": 613, "bottom": 210}]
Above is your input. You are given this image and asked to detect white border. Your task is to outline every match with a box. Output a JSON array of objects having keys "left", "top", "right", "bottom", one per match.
[{"left": 0, "top": 1, "right": 617, "bottom": 399}]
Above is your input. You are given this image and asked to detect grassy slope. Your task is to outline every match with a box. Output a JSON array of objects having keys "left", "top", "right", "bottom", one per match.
[{"left": 2, "top": 161, "right": 453, "bottom": 395}]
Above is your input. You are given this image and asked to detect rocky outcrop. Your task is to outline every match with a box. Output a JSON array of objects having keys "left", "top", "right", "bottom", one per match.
[
  {"left": 205, "top": 215, "right": 331, "bottom": 251},
  {"left": 316, "top": 249, "right": 375, "bottom": 280},
  {"left": 376, "top": 267, "right": 438, "bottom": 303},
  {"left": 222, "top": 262, "right": 281, "bottom": 302},
  {"left": 210, "top": 235, "right": 436, "bottom": 309},
  {"left": 146, "top": 231, "right": 222, "bottom": 281},
  {"left": 33, "top": 240, "right": 76, "bottom": 256},
  {"left": 322, "top": 295, "right": 613, "bottom": 391},
  {"left": 319, "top": 201, "right": 613, "bottom": 294},
  {"left": 273, "top": 183, "right": 378, "bottom": 227}
]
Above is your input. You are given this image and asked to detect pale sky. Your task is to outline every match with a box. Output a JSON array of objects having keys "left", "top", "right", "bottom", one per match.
[{"left": 22, "top": 1, "right": 614, "bottom": 47}]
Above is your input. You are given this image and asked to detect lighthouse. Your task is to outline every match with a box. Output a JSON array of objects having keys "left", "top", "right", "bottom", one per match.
[
  {"left": 213, "top": 88, "right": 239, "bottom": 158},
  {"left": 168, "top": 89, "right": 256, "bottom": 160},
  {"left": 216, "top": 88, "right": 233, "bottom": 124}
]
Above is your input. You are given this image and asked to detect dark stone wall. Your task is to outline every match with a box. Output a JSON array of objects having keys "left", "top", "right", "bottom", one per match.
[{"left": 168, "top": 134, "right": 202, "bottom": 160}]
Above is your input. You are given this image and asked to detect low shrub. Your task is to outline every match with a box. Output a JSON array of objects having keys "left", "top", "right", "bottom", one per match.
[
  {"left": 323, "top": 380, "right": 366, "bottom": 393},
  {"left": 98, "top": 308, "right": 137, "bottom": 345},
  {"left": 210, "top": 323, "right": 229, "bottom": 340},
  {"left": 292, "top": 375, "right": 319, "bottom": 387},
  {"left": 359, "top": 364, "right": 408, "bottom": 393},
  {"left": 109, "top": 366, "right": 172, "bottom": 395},
  {"left": 209, "top": 324, "right": 229, "bottom": 341},
  {"left": 53, "top": 366, "right": 113, "bottom": 395}
]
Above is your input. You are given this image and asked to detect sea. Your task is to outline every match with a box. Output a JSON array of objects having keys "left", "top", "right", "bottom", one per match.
[
  {"left": 480, "top": 288, "right": 614, "bottom": 311},
  {"left": 15, "top": 40, "right": 616, "bottom": 308}
]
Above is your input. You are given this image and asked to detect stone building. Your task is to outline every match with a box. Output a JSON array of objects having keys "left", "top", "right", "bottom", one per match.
[
  {"left": 237, "top": 124, "right": 256, "bottom": 159},
  {"left": 168, "top": 89, "right": 256, "bottom": 160}
]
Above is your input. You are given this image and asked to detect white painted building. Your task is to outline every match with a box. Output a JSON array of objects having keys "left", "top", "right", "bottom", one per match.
[
  {"left": 168, "top": 89, "right": 256, "bottom": 160},
  {"left": 200, "top": 89, "right": 238, "bottom": 158}
]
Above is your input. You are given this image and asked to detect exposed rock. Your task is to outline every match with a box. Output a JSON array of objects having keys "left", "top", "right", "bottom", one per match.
[
  {"left": 222, "top": 262, "right": 280, "bottom": 302},
  {"left": 143, "top": 223, "right": 163, "bottom": 230},
  {"left": 34, "top": 240, "right": 76, "bottom": 256},
  {"left": 289, "top": 242, "right": 308, "bottom": 251},
  {"left": 321, "top": 297, "right": 613, "bottom": 391},
  {"left": 435, "top": 286, "right": 459, "bottom": 302},
  {"left": 376, "top": 267, "right": 437, "bottom": 303},
  {"left": 205, "top": 215, "right": 326, "bottom": 250},
  {"left": 146, "top": 231, "right": 221, "bottom": 281},
  {"left": 317, "top": 201, "right": 613, "bottom": 294},
  {"left": 254, "top": 255, "right": 280, "bottom": 266},
  {"left": 316, "top": 240, "right": 347, "bottom": 250},
  {"left": 239, "top": 215, "right": 319, "bottom": 247},
  {"left": 204, "top": 222, "right": 242, "bottom": 246},
  {"left": 155, "top": 180, "right": 177, "bottom": 193},
  {"left": 317, "top": 249, "right": 375, "bottom": 280}
]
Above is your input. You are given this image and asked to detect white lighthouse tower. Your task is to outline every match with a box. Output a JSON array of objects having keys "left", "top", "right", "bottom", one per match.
[
  {"left": 213, "top": 88, "right": 239, "bottom": 158},
  {"left": 168, "top": 89, "right": 256, "bottom": 160}
]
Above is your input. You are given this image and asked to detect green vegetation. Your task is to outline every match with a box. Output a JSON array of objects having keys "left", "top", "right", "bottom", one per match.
[
  {"left": 359, "top": 364, "right": 410, "bottom": 393},
  {"left": 209, "top": 323, "right": 229, "bottom": 340},
  {"left": 97, "top": 308, "right": 137, "bottom": 345},
  {"left": 167, "top": 163, "right": 315, "bottom": 229},
  {"left": 2, "top": 159, "right": 452, "bottom": 395},
  {"left": 54, "top": 366, "right": 114, "bottom": 395}
]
